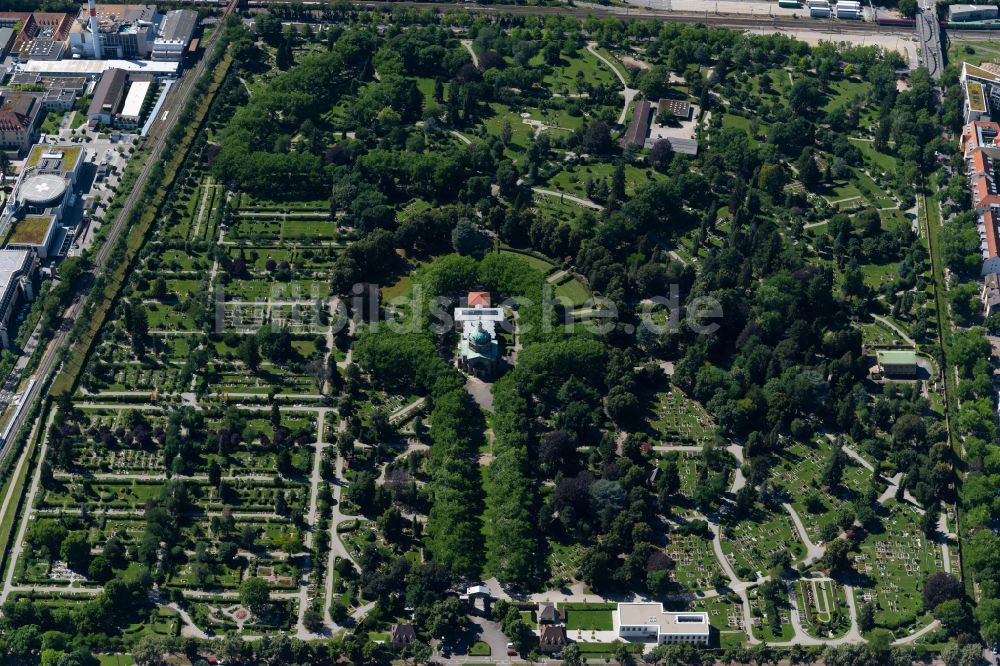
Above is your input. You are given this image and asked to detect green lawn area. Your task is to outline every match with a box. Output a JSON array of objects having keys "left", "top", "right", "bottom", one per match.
[
  {"left": 797, "top": 579, "right": 851, "bottom": 639},
  {"left": 38, "top": 109, "right": 67, "bottom": 135},
  {"left": 880, "top": 207, "right": 911, "bottom": 232},
  {"left": 555, "top": 277, "right": 591, "bottom": 306},
  {"left": 532, "top": 51, "right": 619, "bottom": 94},
  {"left": 947, "top": 40, "right": 1000, "bottom": 67},
  {"left": 544, "top": 162, "right": 664, "bottom": 200},
  {"left": 499, "top": 249, "right": 556, "bottom": 275},
  {"left": 98, "top": 656, "right": 136, "bottom": 666},
  {"left": 381, "top": 274, "right": 414, "bottom": 301},
  {"left": 822, "top": 78, "right": 869, "bottom": 113},
  {"left": 851, "top": 138, "right": 898, "bottom": 174},
  {"left": 860, "top": 321, "right": 909, "bottom": 347},
  {"left": 561, "top": 603, "right": 615, "bottom": 630},
  {"left": 399, "top": 198, "right": 432, "bottom": 222},
  {"left": 593, "top": 47, "right": 629, "bottom": 81},
  {"left": 861, "top": 261, "right": 900, "bottom": 290},
  {"left": 720, "top": 113, "right": 761, "bottom": 146},
  {"left": 482, "top": 103, "right": 536, "bottom": 162},
  {"left": 469, "top": 641, "right": 491, "bottom": 656},
  {"left": 534, "top": 195, "right": 596, "bottom": 229},
  {"left": 415, "top": 76, "right": 448, "bottom": 104},
  {"left": 721, "top": 114, "right": 751, "bottom": 131},
  {"left": 575, "top": 642, "right": 643, "bottom": 658},
  {"left": 852, "top": 168, "right": 895, "bottom": 208},
  {"left": 821, "top": 179, "right": 862, "bottom": 204}
]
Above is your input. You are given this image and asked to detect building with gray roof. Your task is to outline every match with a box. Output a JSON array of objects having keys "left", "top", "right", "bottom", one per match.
[{"left": 152, "top": 9, "right": 196, "bottom": 61}]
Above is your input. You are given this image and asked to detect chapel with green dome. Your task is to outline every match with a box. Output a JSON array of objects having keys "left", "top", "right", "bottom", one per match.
[{"left": 455, "top": 291, "right": 503, "bottom": 377}]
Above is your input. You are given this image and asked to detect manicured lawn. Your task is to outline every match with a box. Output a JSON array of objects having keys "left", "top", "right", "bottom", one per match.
[
  {"left": 499, "top": 249, "right": 556, "bottom": 275},
  {"left": 554, "top": 277, "right": 591, "bottom": 306},
  {"left": 574, "top": 642, "right": 643, "bottom": 658},
  {"left": 532, "top": 51, "right": 618, "bottom": 94},
  {"left": 822, "top": 180, "right": 862, "bottom": 204},
  {"left": 851, "top": 138, "right": 898, "bottom": 174},
  {"left": 947, "top": 39, "right": 1000, "bottom": 67},
  {"left": 822, "top": 78, "right": 869, "bottom": 113},
  {"left": 544, "top": 162, "right": 664, "bottom": 200},
  {"left": 98, "top": 656, "right": 136, "bottom": 666},
  {"left": 561, "top": 603, "right": 615, "bottom": 630},
  {"left": 534, "top": 195, "right": 595, "bottom": 229},
  {"left": 862, "top": 261, "right": 900, "bottom": 290}
]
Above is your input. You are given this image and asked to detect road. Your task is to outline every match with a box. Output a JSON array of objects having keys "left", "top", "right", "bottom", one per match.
[
  {"left": 0, "top": 0, "right": 238, "bottom": 473},
  {"left": 915, "top": 0, "right": 943, "bottom": 81}
]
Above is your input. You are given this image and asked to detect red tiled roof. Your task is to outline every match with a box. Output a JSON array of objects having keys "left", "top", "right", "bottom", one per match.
[
  {"left": 468, "top": 291, "right": 490, "bottom": 308},
  {"left": 963, "top": 121, "right": 1000, "bottom": 154},
  {"left": 985, "top": 209, "right": 1000, "bottom": 258},
  {"left": 972, "top": 150, "right": 989, "bottom": 175},
  {"left": 0, "top": 110, "right": 29, "bottom": 132}
]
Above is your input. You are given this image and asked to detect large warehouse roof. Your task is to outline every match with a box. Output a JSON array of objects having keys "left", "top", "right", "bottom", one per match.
[
  {"left": 121, "top": 80, "right": 150, "bottom": 119},
  {"left": 18, "top": 59, "right": 178, "bottom": 76},
  {"left": 157, "top": 9, "right": 197, "bottom": 43}
]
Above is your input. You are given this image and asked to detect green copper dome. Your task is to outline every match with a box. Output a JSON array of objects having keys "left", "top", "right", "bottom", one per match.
[{"left": 470, "top": 325, "right": 491, "bottom": 349}]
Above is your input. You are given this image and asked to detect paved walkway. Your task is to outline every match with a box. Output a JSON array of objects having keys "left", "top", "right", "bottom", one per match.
[
  {"left": 586, "top": 42, "right": 637, "bottom": 125},
  {"left": 461, "top": 39, "right": 479, "bottom": 68},
  {"left": 531, "top": 187, "right": 603, "bottom": 210},
  {"left": 389, "top": 396, "right": 425, "bottom": 424},
  {"left": 546, "top": 268, "right": 569, "bottom": 284},
  {"left": 872, "top": 314, "right": 916, "bottom": 346},
  {"left": 450, "top": 130, "right": 473, "bottom": 145},
  {"left": 0, "top": 410, "right": 54, "bottom": 606},
  {"left": 323, "top": 421, "right": 362, "bottom": 630},
  {"left": 783, "top": 503, "right": 825, "bottom": 567},
  {"left": 295, "top": 409, "right": 329, "bottom": 639}
]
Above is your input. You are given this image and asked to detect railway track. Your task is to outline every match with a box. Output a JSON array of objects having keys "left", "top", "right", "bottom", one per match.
[
  {"left": 0, "top": 0, "right": 238, "bottom": 465},
  {"left": 246, "top": 0, "right": 917, "bottom": 35}
]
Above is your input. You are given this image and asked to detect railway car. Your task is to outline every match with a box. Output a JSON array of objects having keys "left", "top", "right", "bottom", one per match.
[
  {"left": 778, "top": 0, "right": 802, "bottom": 8},
  {"left": 876, "top": 15, "right": 916, "bottom": 25}
]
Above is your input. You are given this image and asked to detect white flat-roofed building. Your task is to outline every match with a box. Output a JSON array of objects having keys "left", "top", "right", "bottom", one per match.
[
  {"left": 119, "top": 79, "right": 151, "bottom": 126},
  {"left": 617, "top": 603, "right": 710, "bottom": 646},
  {"left": 0, "top": 249, "right": 37, "bottom": 347},
  {"left": 16, "top": 59, "right": 178, "bottom": 78}
]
